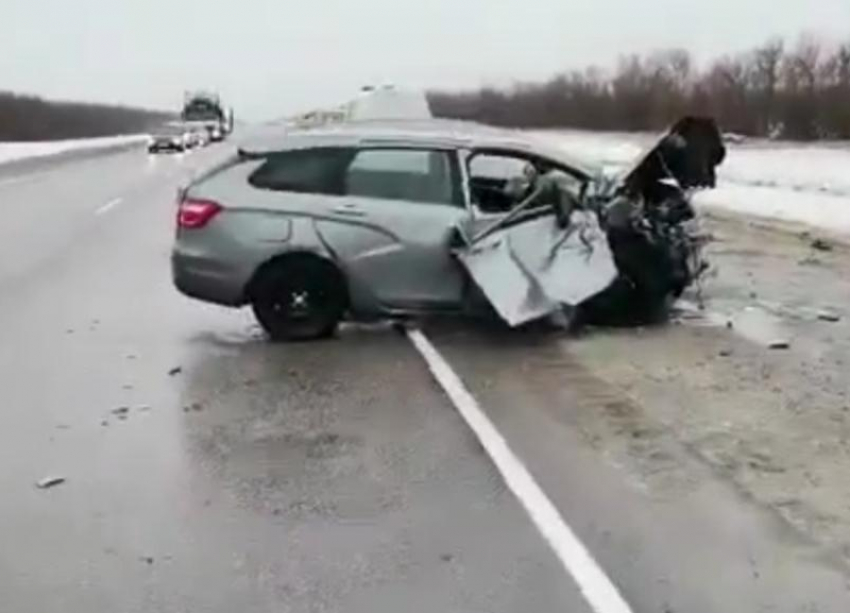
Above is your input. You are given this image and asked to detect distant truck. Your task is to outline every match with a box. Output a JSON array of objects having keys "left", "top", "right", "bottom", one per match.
[{"left": 181, "top": 91, "right": 233, "bottom": 140}]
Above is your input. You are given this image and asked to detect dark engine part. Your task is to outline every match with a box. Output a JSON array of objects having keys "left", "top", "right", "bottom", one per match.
[{"left": 580, "top": 188, "right": 704, "bottom": 326}]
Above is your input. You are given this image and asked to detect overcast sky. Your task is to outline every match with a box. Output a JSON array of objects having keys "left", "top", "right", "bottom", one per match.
[{"left": 2, "top": 0, "right": 849, "bottom": 120}]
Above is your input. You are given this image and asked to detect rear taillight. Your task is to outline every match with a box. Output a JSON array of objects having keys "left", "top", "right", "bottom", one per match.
[{"left": 177, "top": 198, "right": 222, "bottom": 229}]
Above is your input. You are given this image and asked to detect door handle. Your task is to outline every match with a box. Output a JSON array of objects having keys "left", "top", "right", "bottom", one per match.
[{"left": 332, "top": 204, "right": 367, "bottom": 218}]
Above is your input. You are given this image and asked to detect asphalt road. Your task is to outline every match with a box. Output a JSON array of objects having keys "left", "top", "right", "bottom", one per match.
[{"left": 1, "top": 145, "right": 849, "bottom": 612}]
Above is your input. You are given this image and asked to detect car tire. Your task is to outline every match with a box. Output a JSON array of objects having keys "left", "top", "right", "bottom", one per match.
[{"left": 250, "top": 255, "right": 347, "bottom": 342}]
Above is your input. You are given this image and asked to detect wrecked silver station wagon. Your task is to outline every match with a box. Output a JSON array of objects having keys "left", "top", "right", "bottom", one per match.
[{"left": 172, "top": 118, "right": 724, "bottom": 340}]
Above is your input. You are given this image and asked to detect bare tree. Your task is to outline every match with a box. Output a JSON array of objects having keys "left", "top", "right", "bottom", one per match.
[
  {"left": 750, "top": 39, "right": 784, "bottom": 134},
  {"left": 0, "top": 92, "right": 171, "bottom": 141},
  {"left": 819, "top": 41, "right": 850, "bottom": 137},
  {"left": 428, "top": 33, "right": 850, "bottom": 141}
]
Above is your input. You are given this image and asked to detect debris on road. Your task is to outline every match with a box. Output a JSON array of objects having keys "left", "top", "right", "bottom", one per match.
[
  {"left": 810, "top": 237, "right": 833, "bottom": 252},
  {"left": 111, "top": 407, "right": 130, "bottom": 416},
  {"left": 718, "top": 349, "right": 733, "bottom": 357},
  {"left": 36, "top": 476, "right": 66, "bottom": 489},
  {"left": 168, "top": 366, "right": 183, "bottom": 376},
  {"left": 768, "top": 340, "right": 791, "bottom": 350},
  {"left": 817, "top": 310, "right": 841, "bottom": 323},
  {"left": 183, "top": 402, "right": 204, "bottom": 413},
  {"left": 139, "top": 556, "right": 155, "bottom": 565},
  {"left": 798, "top": 255, "right": 823, "bottom": 267}
]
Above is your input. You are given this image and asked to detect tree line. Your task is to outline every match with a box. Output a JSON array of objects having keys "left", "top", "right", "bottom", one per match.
[
  {"left": 0, "top": 92, "right": 171, "bottom": 141},
  {"left": 428, "top": 36, "right": 850, "bottom": 140}
]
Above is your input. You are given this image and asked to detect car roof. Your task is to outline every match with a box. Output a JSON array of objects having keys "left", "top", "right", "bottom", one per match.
[{"left": 237, "top": 119, "right": 599, "bottom": 176}]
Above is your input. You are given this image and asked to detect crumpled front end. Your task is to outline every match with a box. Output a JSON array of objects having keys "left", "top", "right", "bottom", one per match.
[{"left": 456, "top": 116, "right": 725, "bottom": 328}]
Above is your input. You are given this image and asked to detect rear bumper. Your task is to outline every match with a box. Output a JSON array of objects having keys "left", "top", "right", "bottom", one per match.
[{"left": 171, "top": 250, "right": 248, "bottom": 307}]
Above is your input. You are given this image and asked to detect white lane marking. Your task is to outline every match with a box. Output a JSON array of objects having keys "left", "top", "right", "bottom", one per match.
[
  {"left": 407, "top": 328, "right": 633, "bottom": 613},
  {"left": 95, "top": 197, "right": 123, "bottom": 215}
]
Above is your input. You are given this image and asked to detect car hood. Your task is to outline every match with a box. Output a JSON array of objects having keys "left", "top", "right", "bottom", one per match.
[{"left": 613, "top": 116, "right": 726, "bottom": 197}]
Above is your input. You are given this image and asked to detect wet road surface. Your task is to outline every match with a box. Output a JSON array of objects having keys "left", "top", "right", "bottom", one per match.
[
  {"left": 0, "top": 147, "right": 588, "bottom": 612},
  {"left": 2, "top": 146, "right": 850, "bottom": 612}
]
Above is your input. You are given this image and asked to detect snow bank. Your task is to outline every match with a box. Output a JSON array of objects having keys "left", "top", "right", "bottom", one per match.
[
  {"left": 694, "top": 185, "right": 850, "bottom": 232},
  {"left": 537, "top": 129, "right": 850, "bottom": 236},
  {"left": 0, "top": 134, "right": 148, "bottom": 167},
  {"left": 719, "top": 145, "right": 850, "bottom": 198}
]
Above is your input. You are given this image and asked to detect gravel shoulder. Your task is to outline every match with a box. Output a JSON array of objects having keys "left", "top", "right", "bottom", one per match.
[{"left": 566, "top": 214, "right": 850, "bottom": 564}]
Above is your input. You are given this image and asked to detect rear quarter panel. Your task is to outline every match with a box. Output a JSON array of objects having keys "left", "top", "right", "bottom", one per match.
[{"left": 176, "top": 160, "right": 386, "bottom": 312}]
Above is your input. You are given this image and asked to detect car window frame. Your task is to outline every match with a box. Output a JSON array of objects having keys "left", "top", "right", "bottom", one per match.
[
  {"left": 462, "top": 147, "right": 589, "bottom": 216},
  {"left": 342, "top": 145, "right": 465, "bottom": 209}
]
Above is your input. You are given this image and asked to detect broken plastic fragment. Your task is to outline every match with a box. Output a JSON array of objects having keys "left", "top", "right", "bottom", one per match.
[
  {"left": 36, "top": 476, "right": 66, "bottom": 489},
  {"left": 817, "top": 311, "right": 841, "bottom": 323},
  {"left": 810, "top": 238, "right": 833, "bottom": 252}
]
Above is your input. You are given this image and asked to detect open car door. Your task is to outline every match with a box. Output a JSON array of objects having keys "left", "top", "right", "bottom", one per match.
[{"left": 456, "top": 173, "right": 617, "bottom": 326}]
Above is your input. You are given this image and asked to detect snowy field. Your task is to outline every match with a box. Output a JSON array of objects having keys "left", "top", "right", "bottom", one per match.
[
  {"left": 0, "top": 134, "right": 147, "bottom": 167},
  {"left": 537, "top": 129, "right": 850, "bottom": 236},
  {"left": 2, "top": 129, "right": 848, "bottom": 237}
]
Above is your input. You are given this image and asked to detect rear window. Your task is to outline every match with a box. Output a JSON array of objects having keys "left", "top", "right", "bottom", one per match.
[{"left": 248, "top": 148, "right": 353, "bottom": 195}]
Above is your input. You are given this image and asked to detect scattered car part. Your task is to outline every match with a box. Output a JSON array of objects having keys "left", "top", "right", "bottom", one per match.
[
  {"left": 810, "top": 238, "right": 833, "bottom": 252},
  {"left": 768, "top": 340, "right": 791, "bottom": 350},
  {"left": 817, "top": 310, "right": 841, "bottom": 322},
  {"left": 36, "top": 476, "right": 66, "bottom": 489}
]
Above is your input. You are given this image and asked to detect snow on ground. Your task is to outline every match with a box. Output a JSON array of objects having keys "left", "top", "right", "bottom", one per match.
[
  {"left": 537, "top": 129, "right": 850, "bottom": 236},
  {"left": 0, "top": 134, "right": 148, "bottom": 167}
]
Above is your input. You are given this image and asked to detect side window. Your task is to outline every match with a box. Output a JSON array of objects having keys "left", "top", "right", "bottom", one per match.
[
  {"left": 344, "top": 149, "right": 460, "bottom": 206},
  {"left": 468, "top": 153, "right": 539, "bottom": 213},
  {"left": 249, "top": 148, "right": 352, "bottom": 195},
  {"left": 468, "top": 153, "right": 582, "bottom": 213}
]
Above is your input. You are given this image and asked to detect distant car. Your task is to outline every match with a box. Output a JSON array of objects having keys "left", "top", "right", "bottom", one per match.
[
  {"left": 148, "top": 125, "right": 189, "bottom": 153},
  {"left": 172, "top": 118, "right": 724, "bottom": 341},
  {"left": 209, "top": 125, "right": 225, "bottom": 142}
]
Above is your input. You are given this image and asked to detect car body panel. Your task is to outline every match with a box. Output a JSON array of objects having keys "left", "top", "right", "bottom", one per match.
[
  {"left": 315, "top": 195, "right": 468, "bottom": 310},
  {"left": 456, "top": 210, "right": 617, "bottom": 326}
]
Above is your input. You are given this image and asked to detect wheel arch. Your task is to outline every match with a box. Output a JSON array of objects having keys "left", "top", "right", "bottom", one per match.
[{"left": 244, "top": 250, "right": 350, "bottom": 308}]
